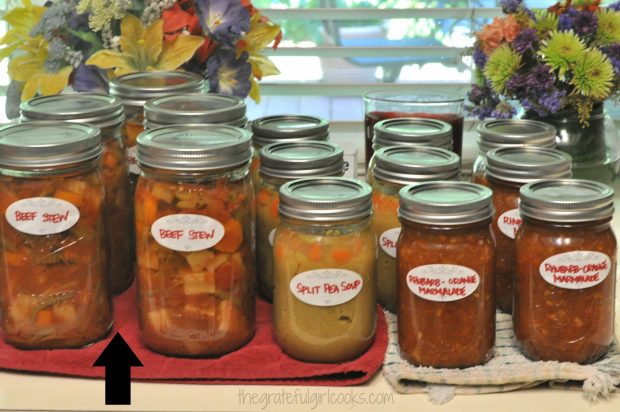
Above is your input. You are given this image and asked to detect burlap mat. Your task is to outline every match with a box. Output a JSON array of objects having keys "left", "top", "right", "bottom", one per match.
[{"left": 383, "top": 311, "right": 620, "bottom": 404}]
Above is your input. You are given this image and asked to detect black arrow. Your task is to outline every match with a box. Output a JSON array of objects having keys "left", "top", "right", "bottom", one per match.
[{"left": 93, "top": 332, "right": 143, "bottom": 405}]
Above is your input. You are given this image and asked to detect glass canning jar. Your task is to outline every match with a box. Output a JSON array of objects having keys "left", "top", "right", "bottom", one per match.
[
  {"left": 20, "top": 93, "right": 134, "bottom": 295},
  {"left": 486, "top": 147, "right": 572, "bottom": 313},
  {"left": 256, "top": 141, "right": 344, "bottom": 301},
  {"left": 144, "top": 93, "right": 247, "bottom": 129},
  {"left": 472, "top": 119, "right": 557, "bottom": 185},
  {"left": 0, "top": 122, "right": 112, "bottom": 349},
  {"left": 135, "top": 124, "right": 255, "bottom": 357},
  {"left": 366, "top": 117, "right": 453, "bottom": 186},
  {"left": 273, "top": 178, "right": 376, "bottom": 363},
  {"left": 514, "top": 179, "right": 616, "bottom": 364},
  {"left": 251, "top": 115, "right": 329, "bottom": 188},
  {"left": 398, "top": 182, "right": 495, "bottom": 368},
  {"left": 371, "top": 146, "right": 460, "bottom": 312},
  {"left": 109, "top": 71, "right": 204, "bottom": 191}
]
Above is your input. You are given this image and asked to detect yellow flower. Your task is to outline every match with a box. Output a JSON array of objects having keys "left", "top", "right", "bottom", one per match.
[
  {"left": 0, "top": 0, "right": 72, "bottom": 100},
  {"left": 0, "top": 0, "right": 45, "bottom": 60},
  {"left": 237, "top": 12, "right": 281, "bottom": 102},
  {"left": 86, "top": 14, "right": 203, "bottom": 77}
]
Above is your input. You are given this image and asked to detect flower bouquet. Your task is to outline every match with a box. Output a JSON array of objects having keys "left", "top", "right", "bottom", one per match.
[
  {"left": 469, "top": 0, "right": 620, "bottom": 183},
  {"left": 0, "top": 0, "right": 282, "bottom": 114}
]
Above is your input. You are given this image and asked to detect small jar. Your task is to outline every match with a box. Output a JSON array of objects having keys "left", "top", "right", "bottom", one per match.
[
  {"left": 109, "top": 71, "right": 205, "bottom": 190},
  {"left": 486, "top": 147, "right": 572, "bottom": 313},
  {"left": 20, "top": 93, "right": 134, "bottom": 295},
  {"left": 398, "top": 182, "right": 495, "bottom": 368},
  {"left": 256, "top": 141, "right": 345, "bottom": 301},
  {"left": 371, "top": 146, "right": 460, "bottom": 312},
  {"left": 514, "top": 179, "right": 616, "bottom": 364},
  {"left": 273, "top": 178, "right": 376, "bottom": 363},
  {"left": 144, "top": 93, "right": 247, "bottom": 129},
  {"left": 135, "top": 124, "right": 255, "bottom": 357},
  {"left": 367, "top": 117, "right": 453, "bottom": 185},
  {"left": 0, "top": 122, "right": 112, "bottom": 349},
  {"left": 472, "top": 119, "right": 557, "bottom": 185},
  {"left": 251, "top": 115, "right": 329, "bottom": 188}
]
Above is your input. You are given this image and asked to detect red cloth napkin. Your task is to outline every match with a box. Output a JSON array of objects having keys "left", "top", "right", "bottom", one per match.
[{"left": 0, "top": 283, "right": 388, "bottom": 386}]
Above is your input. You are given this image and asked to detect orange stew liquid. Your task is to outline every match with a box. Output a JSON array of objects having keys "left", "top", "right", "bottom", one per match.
[
  {"left": 135, "top": 171, "right": 256, "bottom": 356},
  {"left": 0, "top": 170, "right": 112, "bottom": 348}
]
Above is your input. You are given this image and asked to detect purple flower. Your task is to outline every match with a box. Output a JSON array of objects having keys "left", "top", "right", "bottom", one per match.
[
  {"left": 473, "top": 47, "right": 487, "bottom": 68},
  {"left": 206, "top": 49, "right": 252, "bottom": 98},
  {"left": 468, "top": 84, "right": 488, "bottom": 105},
  {"left": 539, "top": 90, "right": 566, "bottom": 114},
  {"left": 525, "top": 65, "right": 555, "bottom": 90},
  {"left": 195, "top": 0, "right": 250, "bottom": 47},
  {"left": 609, "top": 2, "right": 620, "bottom": 11},
  {"left": 511, "top": 28, "right": 538, "bottom": 54},
  {"left": 602, "top": 45, "right": 620, "bottom": 75},
  {"left": 492, "top": 101, "right": 516, "bottom": 119},
  {"left": 73, "top": 64, "right": 109, "bottom": 93},
  {"left": 505, "top": 73, "right": 527, "bottom": 94},
  {"left": 558, "top": 9, "right": 598, "bottom": 39},
  {"left": 500, "top": 0, "right": 522, "bottom": 14}
]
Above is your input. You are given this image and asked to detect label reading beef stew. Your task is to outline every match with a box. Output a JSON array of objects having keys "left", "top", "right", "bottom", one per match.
[
  {"left": 539, "top": 251, "right": 611, "bottom": 289},
  {"left": 406, "top": 264, "right": 480, "bottom": 302},
  {"left": 151, "top": 214, "right": 225, "bottom": 252},
  {"left": 290, "top": 269, "right": 363, "bottom": 307},
  {"left": 5, "top": 197, "right": 80, "bottom": 235}
]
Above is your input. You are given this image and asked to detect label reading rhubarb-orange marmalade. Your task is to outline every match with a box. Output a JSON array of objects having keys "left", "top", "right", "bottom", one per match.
[
  {"left": 539, "top": 251, "right": 611, "bottom": 289},
  {"left": 406, "top": 264, "right": 480, "bottom": 302}
]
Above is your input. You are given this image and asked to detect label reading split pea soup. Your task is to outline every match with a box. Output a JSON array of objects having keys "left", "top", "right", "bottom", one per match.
[
  {"left": 379, "top": 227, "right": 401, "bottom": 258},
  {"left": 5, "top": 197, "right": 80, "bottom": 235},
  {"left": 497, "top": 208, "right": 522, "bottom": 239},
  {"left": 290, "top": 269, "right": 363, "bottom": 307},
  {"left": 151, "top": 214, "right": 225, "bottom": 252},
  {"left": 539, "top": 251, "right": 611, "bottom": 289},
  {"left": 406, "top": 264, "right": 480, "bottom": 302}
]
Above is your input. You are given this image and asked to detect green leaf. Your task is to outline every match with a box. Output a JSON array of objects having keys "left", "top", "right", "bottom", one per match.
[{"left": 67, "top": 28, "right": 103, "bottom": 51}]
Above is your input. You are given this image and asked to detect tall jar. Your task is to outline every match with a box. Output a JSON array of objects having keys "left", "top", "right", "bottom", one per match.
[
  {"left": 251, "top": 115, "right": 329, "bottom": 188},
  {"left": 398, "top": 182, "right": 495, "bottom": 368},
  {"left": 371, "top": 146, "right": 460, "bottom": 312},
  {"left": 144, "top": 93, "right": 247, "bottom": 129},
  {"left": 109, "top": 71, "right": 205, "bottom": 192},
  {"left": 472, "top": 119, "right": 557, "bottom": 185},
  {"left": 514, "top": 179, "right": 616, "bottom": 364},
  {"left": 366, "top": 117, "right": 453, "bottom": 186},
  {"left": 135, "top": 124, "right": 255, "bottom": 357},
  {"left": 0, "top": 122, "right": 112, "bottom": 349},
  {"left": 486, "top": 147, "right": 572, "bottom": 313},
  {"left": 273, "top": 178, "right": 376, "bottom": 363},
  {"left": 20, "top": 93, "right": 134, "bottom": 295},
  {"left": 256, "top": 141, "right": 344, "bottom": 301}
]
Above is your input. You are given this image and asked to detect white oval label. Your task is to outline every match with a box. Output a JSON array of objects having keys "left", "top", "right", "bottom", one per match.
[
  {"left": 127, "top": 145, "right": 140, "bottom": 175},
  {"left": 5, "top": 197, "right": 80, "bottom": 235},
  {"left": 290, "top": 269, "right": 363, "bottom": 307},
  {"left": 379, "top": 227, "right": 401, "bottom": 258},
  {"left": 406, "top": 264, "right": 480, "bottom": 302},
  {"left": 151, "top": 214, "right": 225, "bottom": 252},
  {"left": 497, "top": 208, "right": 522, "bottom": 239},
  {"left": 268, "top": 228, "right": 276, "bottom": 247},
  {"left": 539, "top": 251, "right": 611, "bottom": 290}
]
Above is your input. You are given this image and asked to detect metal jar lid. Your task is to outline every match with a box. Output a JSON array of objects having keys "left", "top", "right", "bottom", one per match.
[
  {"left": 109, "top": 71, "right": 205, "bottom": 106},
  {"left": 477, "top": 119, "right": 557, "bottom": 154},
  {"left": 144, "top": 93, "right": 246, "bottom": 128},
  {"left": 0, "top": 122, "right": 102, "bottom": 169},
  {"left": 279, "top": 177, "right": 372, "bottom": 222},
  {"left": 137, "top": 124, "right": 252, "bottom": 171},
  {"left": 486, "top": 147, "right": 572, "bottom": 184},
  {"left": 260, "top": 141, "right": 344, "bottom": 179},
  {"left": 251, "top": 115, "right": 329, "bottom": 148},
  {"left": 399, "top": 181, "right": 494, "bottom": 226},
  {"left": 519, "top": 179, "right": 614, "bottom": 223},
  {"left": 20, "top": 93, "right": 125, "bottom": 129},
  {"left": 373, "top": 146, "right": 460, "bottom": 185},
  {"left": 373, "top": 117, "right": 453, "bottom": 150}
]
